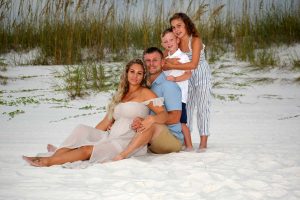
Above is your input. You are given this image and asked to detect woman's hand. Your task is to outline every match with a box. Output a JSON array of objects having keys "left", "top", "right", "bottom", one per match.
[
  {"left": 113, "top": 153, "right": 126, "bottom": 161},
  {"left": 95, "top": 114, "right": 114, "bottom": 131},
  {"left": 107, "top": 121, "right": 114, "bottom": 131}
]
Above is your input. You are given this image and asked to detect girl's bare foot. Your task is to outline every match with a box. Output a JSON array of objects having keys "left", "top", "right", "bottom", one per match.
[
  {"left": 47, "top": 144, "right": 57, "bottom": 152},
  {"left": 199, "top": 136, "right": 208, "bottom": 149},
  {"left": 196, "top": 148, "right": 206, "bottom": 153}
]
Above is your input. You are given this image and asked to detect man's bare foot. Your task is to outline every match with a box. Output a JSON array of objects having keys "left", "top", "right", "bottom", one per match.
[
  {"left": 47, "top": 144, "right": 57, "bottom": 152},
  {"left": 22, "top": 156, "right": 49, "bottom": 167}
]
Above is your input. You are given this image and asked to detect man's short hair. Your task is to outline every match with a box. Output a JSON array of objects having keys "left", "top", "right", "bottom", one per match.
[{"left": 143, "top": 47, "right": 163, "bottom": 59}]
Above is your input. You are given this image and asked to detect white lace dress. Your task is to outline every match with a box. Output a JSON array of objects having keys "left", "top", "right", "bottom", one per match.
[{"left": 54, "top": 98, "right": 163, "bottom": 167}]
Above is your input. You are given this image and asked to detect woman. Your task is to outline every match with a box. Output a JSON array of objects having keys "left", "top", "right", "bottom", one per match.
[
  {"left": 23, "top": 59, "right": 167, "bottom": 167},
  {"left": 164, "top": 13, "right": 212, "bottom": 150}
]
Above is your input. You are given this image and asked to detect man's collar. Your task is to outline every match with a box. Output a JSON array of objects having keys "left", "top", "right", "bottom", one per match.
[{"left": 151, "top": 72, "right": 165, "bottom": 85}]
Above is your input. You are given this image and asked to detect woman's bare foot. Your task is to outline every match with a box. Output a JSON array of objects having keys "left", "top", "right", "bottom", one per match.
[
  {"left": 47, "top": 144, "right": 57, "bottom": 152},
  {"left": 22, "top": 156, "right": 49, "bottom": 167},
  {"left": 113, "top": 154, "right": 126, "bottom": 161},
  {"left": 23, "top": 156, "right": 37, "bottom": 166}
]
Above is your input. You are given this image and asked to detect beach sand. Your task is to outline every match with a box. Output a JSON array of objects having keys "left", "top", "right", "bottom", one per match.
[{"left": 1, "top": 46, "right": 300, "bottom": 199}]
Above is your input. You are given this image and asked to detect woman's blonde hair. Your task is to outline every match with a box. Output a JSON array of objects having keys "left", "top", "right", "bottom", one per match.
[{"left": 106, "top": 58, "right": 146, "bottom": 120}]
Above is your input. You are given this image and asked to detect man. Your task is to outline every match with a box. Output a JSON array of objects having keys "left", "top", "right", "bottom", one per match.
[{"left": 114, "top": 47, "right": 183, "bottom": 160}]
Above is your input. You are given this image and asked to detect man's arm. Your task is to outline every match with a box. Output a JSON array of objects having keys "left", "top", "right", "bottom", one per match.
[
  {"left": 166, "top": 110, "right": 181, "bottom": 125},
  {"left": 162, "top": 81, "right": 182, "bottom": 125}
]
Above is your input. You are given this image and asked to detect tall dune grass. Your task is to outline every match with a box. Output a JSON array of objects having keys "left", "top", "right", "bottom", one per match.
[{"left": 0, "top": 0, "right": 299, "bottom": 65}]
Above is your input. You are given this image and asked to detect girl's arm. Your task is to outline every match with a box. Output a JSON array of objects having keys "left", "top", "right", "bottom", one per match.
[
  {"left": 164, "top": 37, "right": 202, "bottom": 70},
  {"left": 167, "top": 70, "right": 192, "bottom": 82},
  {"left": 95, "top": 114, "right": 114, "bottom": 131}
]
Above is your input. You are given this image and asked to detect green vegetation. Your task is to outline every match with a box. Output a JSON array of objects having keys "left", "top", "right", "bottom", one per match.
[
  {"left": 10, "top": 89, "right": 41, "bottom": 93},
  {"left": 0, "top": 96, "right": 40, "bottom": 106},
  {"left": 42, "top": 98, "right": 69, "bottom": 104},
  {"left": 254, "top": 49, "right": 278, "bottom": 67},
  {"left": 213, "top": 93, "right": 244, "bottom": 101},
  {"left": 59, "top": 62, "right": 116, "bottom": 99},
  {"left": 258, "top": 94, "right": 283, "bottom": 100},
  {"left": 0, "top": 66, "right": 7, "bottom": 72},
  {"left": 231, "top": 72, "right": 247, "bottom": 76},
  {"left": 2, "top": 109, "right": 25, "bottom": 119},
  {"left": 233, "top": 82, "right": 249, "bottom": 88},
  {"left": 0, "top": 0, "right": 299, "bottom": 65},
  {"left": 19, "top": 75, "right": 38, "bottom": 80},
  {"left": 251, "top": 77, "right": 276, "bottom": 84},
  {"left": 295, "top": 76, "right": 300, "bottom": 83},
  {"left": 0, "top": 59, "right": 7, "bottom": 69},
  {"left": 0, "top": 75, "right": 8, "bottom": 85},
  {"left": 289, "top": 52, "right": 300, "bottom": 70},
  {"left": 79, "top": 105, "right": 94, "bottom": 110},
  {"left": 293, "top": 59, "right": 300, "bottom": 70}
]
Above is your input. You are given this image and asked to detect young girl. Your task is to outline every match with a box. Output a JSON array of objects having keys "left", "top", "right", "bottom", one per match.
[
  {"left": 164, "top": 13, "right": 212, "bottom": 150},
  {"left": 23, "top": 59, "right": 167, "bottom": 167}
]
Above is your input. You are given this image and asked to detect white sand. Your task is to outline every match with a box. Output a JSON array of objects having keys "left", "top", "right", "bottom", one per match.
[{"left": 1, "top": 46, "right": 300, "bottom": 199}]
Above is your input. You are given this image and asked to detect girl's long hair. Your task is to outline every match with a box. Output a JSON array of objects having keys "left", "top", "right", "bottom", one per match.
[
  {"left": 170, "top": 12, "right": 199, "bottom": 37},
  {"left": 106, "top": 58, "right": 146, "bottom": 120}
]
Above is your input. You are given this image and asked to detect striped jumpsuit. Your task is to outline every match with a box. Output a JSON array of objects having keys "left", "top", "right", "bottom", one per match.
[{"left": 185, "top": 37, "right": 212, "bottom": 136}]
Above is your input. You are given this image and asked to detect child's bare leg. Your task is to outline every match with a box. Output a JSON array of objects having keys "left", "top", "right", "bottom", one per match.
[
  {"left": 182, "top": 123, "right": 193, "bottom": 150},
  {"left": 199, "top": 135, "right": 208, "bottom": 149}
]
